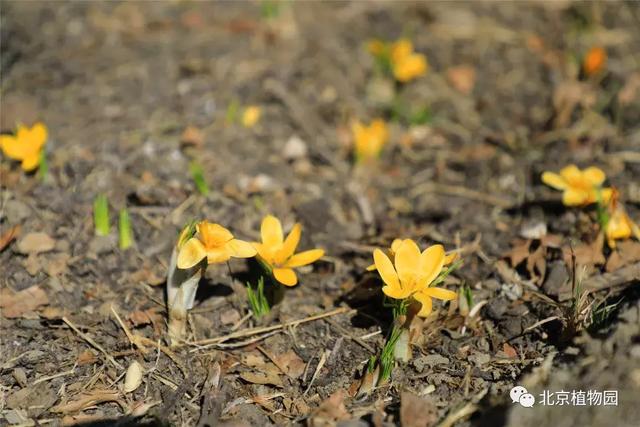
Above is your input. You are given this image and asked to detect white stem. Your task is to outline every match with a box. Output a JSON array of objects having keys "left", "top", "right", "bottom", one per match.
[
  {"left": 166, "top": 248, "right": 205, "bottom": 346},
  {"left": 393, "top": 328, "right": 411, "bottom": 363}
]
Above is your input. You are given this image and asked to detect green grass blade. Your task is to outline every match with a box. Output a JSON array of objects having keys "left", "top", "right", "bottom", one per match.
[
  {"left": 93, "top": 194, "right": 110, "bottom": 236},
  {"left": 119, "top": 208, "right": 134, "bottom": 249},
  {"left": 189, "top": 162, "right": 209, "bottom": 196}
]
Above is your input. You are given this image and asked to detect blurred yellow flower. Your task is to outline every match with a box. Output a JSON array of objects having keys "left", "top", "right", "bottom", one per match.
[
  {"left": 242, "top": 105, "right": 261, "bottom": 128},
  {"left": 0, "top": 122, "right": 48, "bottom": 171},
  {"left": 373, "top": 239, "right": 456, "bottom": 317},
  {"left": 352, "top": 119, "right": 389, "bottom": 161},
  {"left": 253, "top": 215, "right": 324, "bottom": 286},
  {"left": 367, "top": 38, "right": 428, "bottom": 83},
  {"left": 605, "top": 195, "right": 640, "bottom": 249},
  {"left": 367, "top": 39, "right": 386, "bottom": 57},
  {"left": 541, "top": 165, "right": 612, "bottom": 206},
  {"left": 583, "top": 46, "right": 607, "bottom": 77},
  {"left": 390, "top": 39, "right": 428, "bottom": 83},
  {"left": 177, "top": 220, "right": 256, "bottom": 269}
]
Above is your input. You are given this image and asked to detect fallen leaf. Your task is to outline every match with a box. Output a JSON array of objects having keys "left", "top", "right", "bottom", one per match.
[
  {"left": 606, "top": 240, "right": 640, "bottom": 272},
  {"left": 273, "top": 350, "right": 306, "bottom": 379},
  {"left": 400, "top": 391, "right": 438, "bottom": 427},
  {"left": 503, "top": 342, "right": 518, "bottom": 358},
  {"left": 180, "top": 125, "right": 204, "bottom": 147},
  {"left": 239, "top": 371, "right": 283, "bottom": 388},
  {"left": 309, "top": 389, "right": 350, "bottom": 427},
  {"left": 76, "top": 350, "right": 97, "bottom": 366},
  {"left": 505, "top": 239, "right": 531, "bottom": 267},
  {"left": 447, "top": 65, "right": 476, "bottom": 95},
  {"left": 0, "top": 224, "right": 21, "bottom": 252},
  {"left": 0, "top": 286, "right": 49, "bottom": 318},
  {"left": 563, "top": 234, "right": 605, "bottom": 268},
  {"left": 17, "top": 232, "right": 56, "bottom": 255}
]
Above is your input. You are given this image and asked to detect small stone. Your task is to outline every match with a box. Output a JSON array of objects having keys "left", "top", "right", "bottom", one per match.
[
  {"left": 282, "top": 135, "right": 308, "bottom": 160},
  {"left": 17, "top": 233, "right": 56, "bottom": 255},
  {"left": 4, "top": 200, "right": 32, "bottom": 224}
]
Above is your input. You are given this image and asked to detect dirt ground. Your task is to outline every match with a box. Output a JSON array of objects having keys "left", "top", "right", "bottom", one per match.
[{"left": 1, "top": 1, "right": 639, "bottom": 426}]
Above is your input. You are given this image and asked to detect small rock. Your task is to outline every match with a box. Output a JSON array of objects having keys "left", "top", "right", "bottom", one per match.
[
  {"left": 220, "top": 308, "right": 241, "bottom": 325},
  {"left": 17, "top": 232, "right": 56, "bottom": 255},
  {"left": 4, "top": 200, "right": 32, "bottom": 224},
  {"left": 520, "top": 221, "right": 547, "bottom": 239},
  {"left": 282, "top": 135, "right": 308, "bottom": 160},
  {"left": 542, "top": 261, "right": 569, "bottom": 297},
  {"left": 629, "top": 345, "right": 640, "bottom": 359},
  {"left": 88, "top": 234, "right": 117, "bottom": 256}
]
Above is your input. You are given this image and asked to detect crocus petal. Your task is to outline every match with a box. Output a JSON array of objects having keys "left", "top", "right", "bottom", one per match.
[
  {"left": 261, "top": 215, "right": 283, "bottom": 247},
  {"left": 582, "top": 167, "right": 606, "bottom": 187},
  {"left": 177, "top": 238, "right": 207, "bottom": 269},
  {"left": 383, "top": 283, "right": 410, "bottom": 300},
  {"left": 600, "top": 188, "right": 613, "bottom": 204},
  {"left": 444, "top": 252, "right": 459, "bottom": 266},
  {"left": 559, "top": 164, "right": 581, "bottom": 183},
  {"left": 373, "top": 248, "right": 400, "bottom": 291},
  {"left": 563, "top": 188, "right": 587, "bottom": 206},
  {"left": 365, "top": 263, "right": 376, "bottom": 271},
  {"left": 414, "top": 292, "right": 433, "bottom": 317},
  {"left": 285, "top": 249, "right": 324, "bottom": 268},
  {"left": 206, "top": 246, "right": 232, "bottom": 264},
  {"left": 21, "top": 153, "right": 41, "bottom": 172},
  {"left": 390, "top": 238, "right": 403, "bottom": 254},
  {"left": 394, "top": 239, "right": 421, "bottom": 285},
  {"left": 418, "top": 244, "right": 445, "bottom": 287},
  {"left": 252, "top": 242, "right": 274, "bottom": 263},
  {"left": 422, "top": 287, "right": 457, "bottom": 301},
  {"left": 273, "top": 267, "right": 298, "bottom": 286},
  {"left": 277, "top": 223, "right": 301, "bottom": 263},
  {"left": 541, "top": 172, "right": 567, "bottom": 190},
  {"left": 198, "top": 222, "right": 234, "bottom": 248},
  {"left": 29, "top": 123, "right": 48, "bottom": 150},
  {"left": 226, "top": 239, "right": 257, "bottom": 258},
  {"left": 1, "top": 135, "right": 29, "bottom": 160}
]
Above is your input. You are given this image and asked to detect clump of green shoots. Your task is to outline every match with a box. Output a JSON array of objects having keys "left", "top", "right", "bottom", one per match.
[{"left": 246, "top": 277, "right": 270, "bottom": 319}]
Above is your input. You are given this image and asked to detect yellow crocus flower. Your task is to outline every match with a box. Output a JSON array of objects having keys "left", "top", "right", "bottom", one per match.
[
  {"left": 390, "top": 39, "right": 428, "bottom": 83},
  {"left": 605, "top": 199, "right": 640, "bottom": 249},
  {"left": 541, "top": 165, "right": 612, "bottom": 206},
  {"left": 253, "top": 215, "right": 324, "bottom": 286},
  {"left": 0, "top": 122, "right": 48, "bottom": 171},
  {"left": 352, "top": 119, "right": 389, "bottom": 161},
  {"left": 373, "top": 239, "right": 457, "bottom": 317},
  {"left": 177, "top": 221, "right": 256, "bottom": 269}
]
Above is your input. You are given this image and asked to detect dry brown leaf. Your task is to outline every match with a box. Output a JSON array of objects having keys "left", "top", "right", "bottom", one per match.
[
  {"left": 400, "top": 391, "right": 438, "bottom": 427},
  {"left": 273, "top": 350, "right": 305, "bottom": 379},
  {"left": 16, "top": 232, "right": 56, "bottom": 255},
  {"left": 239, "top": 371, "right": 283, "bottom": 388},
  {"left": 181, "top": 125, "right": 204, "bottom": 147},
  {"left": 563, "top": 234, "right": 605, "bottom": 268},
  {"left": 505, "top": 239, "right": 531, "bottom": 267},
  {"left": 447, "top": 65, "right": 476, "bottom": 95},
  {"left": 606, "top": 240, "right": 640, "bottom": 272},
  {"left": 503, "top": 342, "right": 518, "bottom": 358},
  {"left": 308, "top": 389, "right": 350, "bottom": 427},
  {"left": 0, "top": 286, "right": 49, "bottom": 318},
  {"left": 76, "top": 350, "right": 97, "bottom": 366},
  {"left": 526, "top": 245, "right": 547, "bottom": 284},
  {"left": 0, "top": 224, "right": 21, "bottom": 252}
]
